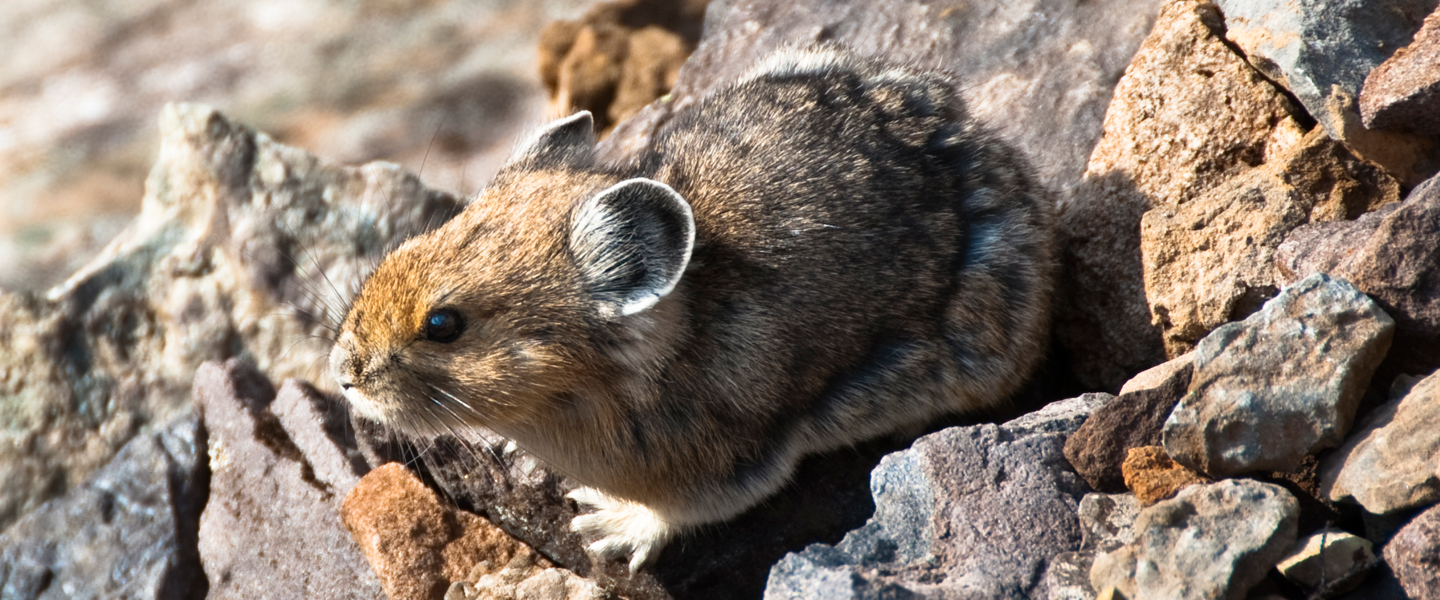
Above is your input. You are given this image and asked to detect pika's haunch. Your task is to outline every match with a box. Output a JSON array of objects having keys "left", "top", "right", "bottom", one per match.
[{"left": 330, "top": 46, "right": 1056, "bottom": 571}]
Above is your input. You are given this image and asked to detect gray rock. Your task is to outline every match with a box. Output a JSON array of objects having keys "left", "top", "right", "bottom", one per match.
[
  {"left": 1041, "top": 551, "right": 1097, "bottom": 600},
  {"left": 1321, "top": 369, "right": 1440, "bottom": 514},
  {"left": 0, "top": 414, "right": 207, "bottom": 600},
  {"left": 1163, "top": 274, "right": 1394, "bottom": 476},
  {"left": 0, "top": 103, "right": 459, "bottom": 534},
  {"left": 1079, "top": 493, "right": 1141, "bottom": 553},
  {"left": 195, "top": 359, "right": 381, "bottom": 599},
  {"left": 1090, "top": 479, "right": 1300, "bottom": 600},
  {"left": 763, "top": 397, "right": 1097, "bottom": 600},
  {"left": 1213, "top": 0, "right": 1436, "bottom": 176},
  {"left": 1382, "top": 503, "right": 1440, "bottom": 599},
  {"left": 1275, "top": 527, "right": 1376, "bottom": 596}
]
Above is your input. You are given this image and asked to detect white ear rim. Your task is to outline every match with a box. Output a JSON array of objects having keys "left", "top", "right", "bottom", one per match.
[{"left": 571, "top": 178, "right": 696, "bottom": 318}]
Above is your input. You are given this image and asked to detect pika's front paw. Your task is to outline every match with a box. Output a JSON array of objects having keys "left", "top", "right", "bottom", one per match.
[{"left": 568, "top": 487, "right": 675, "bottom": 572}]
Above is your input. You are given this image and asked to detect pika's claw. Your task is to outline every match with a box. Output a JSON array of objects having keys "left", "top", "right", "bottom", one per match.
[{"left": 568, "top": 487, "right": 674, "bottom": 572}]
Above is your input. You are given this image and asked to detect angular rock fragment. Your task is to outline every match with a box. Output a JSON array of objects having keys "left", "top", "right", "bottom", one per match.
[
  {"left": 1276, "top": 527, "right": 1375, "bottom": 596},
  {"left": 1066, "top": 371, "right": 1190, "bottom": 493},
  {"left": 1163, "top": 274, "right": 1394, "bottom": 476},
  {"left": 1141, "top": 129, "right": 1398, "bottom": 356},
  {"left": 1078, "top": 493, "right": 1142, "bottom": 553},
  {"left": 1090, "top": 479, "right": 1300, "bottom": 600},
  {"left": 195, "top": 359, "right": 383, "bottom": 599},
  {"left": 1057, "top": 0, "right": 1306, "bottom": 389},
  {"left": 1121, "top": 446, "right": 1210, "bottom": 505},
  {"left": 0, "top": 103, "right": 459, "bottom": 532},
  {"left": 763, "top": 396, "right": 1097, "bottom": 600},
  {"left": 0, "top": 415, "right": 207, "bottom": 600},
  {"left": 1213, "top": 0, "right": 1435, "bottom": 179},
  {"left": 1383, "top": 503, "right": 1440, "bottom": 599},
  {"left": 1119, "top": 352, "right": 1194, "bottom": 396},
  {"left": 446, "top": 552, "right": 605, "bottom": 600},
  {"left": 1321, "top": 369, "right": 1440, "bottom": 514},
  {"left": 343, "top": 463, "right": 556, "bottom": 600},
  {"left": 1362, "top": 8, "right": 1440, "bottom": 134}
]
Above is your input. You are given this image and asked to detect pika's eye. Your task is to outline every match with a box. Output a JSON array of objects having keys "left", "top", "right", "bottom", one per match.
[{"left": 421, "top": 308, "right": 465, "bottom": 343}]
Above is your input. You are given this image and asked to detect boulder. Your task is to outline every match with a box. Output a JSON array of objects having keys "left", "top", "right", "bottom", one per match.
[
  {"left": 1362, "top": 8, "right": 1440, "bottom": 134},
  {"left": 1163, "top": 274, "right": 1394, "bottom": 476},
  {"left": 1090, "top": 479, "right": 1300, "bottom": 600},
  {"left": 1321, "top": 369, "right": 1440, "bottom": 514}
]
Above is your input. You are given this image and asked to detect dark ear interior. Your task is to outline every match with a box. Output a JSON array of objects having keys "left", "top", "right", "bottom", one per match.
[
  {"left": 507, "top": 111, "right": 596, "bottom": 170},
  {"left": 569, "top": 178, "right": 696, "bottom": 317}
]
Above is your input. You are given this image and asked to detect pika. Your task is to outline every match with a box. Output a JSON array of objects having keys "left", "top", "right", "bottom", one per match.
[{"left": 330, "top": 46, "right": 1055, "bottom": 571}]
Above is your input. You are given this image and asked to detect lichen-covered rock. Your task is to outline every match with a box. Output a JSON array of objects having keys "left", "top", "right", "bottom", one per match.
[
  {"left": 1276, "top": 173, "right": 1440, "bottom": 380},
  {"left": 1141, "top": 129, "right": 1399, "bottom": 357},
  {"left": 1383, "top": 503, "right": 1440, "bottom": 599},
  {"left": 1212, "top": 0, "right": 1435, "bottom": 181},
  {"left": 0, "top": 104, "right": 460, "bottom": 534},
  {"left": 763, "top": 396, "right": 1098, "bottom": 600},
  {"left": 1122, "top": 446, "right": 1210, "bottom": 505},
  {"left": 1321, "top": 369, "right": 1440, "bottom": 514},
  {"left": 343, "top": 463, "right": 556, "bottom": 600},
  {"left": 1163, "top": 274, "right": 1394, "bottom": 476},
  {"left": 1362, "top": 8, "right": 1440, "bottom": 134},
  {"left": 1275, "top": 527, "right": 1375, "bottom": 596},
  {"left": 195, "top": 359, "right": 382, "bottom": 599},
  {"left": 1090, "top": 479, "right": 1300, "bottom": 600},
  {"left": 0, "top": 414, "right": 207, "bottom": 600},
  {"left": 1057, "top": 0, "right": 1306, "bottom": 389}
]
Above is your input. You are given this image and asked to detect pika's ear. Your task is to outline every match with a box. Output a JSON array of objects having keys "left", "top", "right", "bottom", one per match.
[
  {"left": 570, "top": 178, "right": 695, "bottom": 317},
  {"left": 507, "top": 111, "right": 596, "bottom": 170}
]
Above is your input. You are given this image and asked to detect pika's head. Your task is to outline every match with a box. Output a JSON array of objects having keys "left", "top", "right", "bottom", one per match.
[{"left": 329, "top": 112, "right": 695, "bottom": 437}]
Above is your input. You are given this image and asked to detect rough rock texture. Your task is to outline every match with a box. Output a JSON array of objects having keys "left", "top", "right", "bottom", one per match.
[
  {"left": 538, "top": 0, "right": 708, "bottom": 132},
  {"left": 1275, "top": 527, "right": 1375, "bottom": 596},
  {"left": 1362, "top": 8, "right": 1440, "bottom": 134},
  {"left": 0, "top": 414, "right": 207, "bottom": 600},
  {"left": 1090, "top": 479, "right": 1300, "bottom": 600},
  {"left": 1163, "top": 274, "right": 1394, "bottom": 476},
  {"left": 0, "top": 103, "right": 458, "bottom": 534},
  {"left": 1141, "top": 129, "right": 1399, "bottom": 357},
  {"left": 1119, "top": 352, "right": 1194, "bottom": 396},
  {"left": 195, "top": 359, "right": 382, "bottom": 599},
  {"left": 343, "top": 463, "right": 553, "bottom": 600},
  {"left": 762, "top": 395, "right": 1100, "bottom": 600},
  {"left": 1066, "top": 365, "right": 1190, "bottom": 492},
  {"left": 1384, "top": 503, "right": 1440, "bottom": 599},
  {"left": 0, "top": 0, "right": 588, "bottom": 293},
  {"left": 1079, "top": 493, "right": 1142, "bottom": 553},
  {"left": 1321, "top": 369, "right": 1440, "bottom": 514},
  {"left": 1276, "top": 173, "right": 1440, "bottom": 380},
  {"left": 1058, "top": 0, "right": 1307, "bottom": 389},
  {"left": 1213, "top": 0, "right": 1436, "bottom": 179},
  {"left": 1122, "top": 446, "right": 1210, "bottom": 505},
  {"left": 447, "top": 552, "right": 605, "bottom": 600}
]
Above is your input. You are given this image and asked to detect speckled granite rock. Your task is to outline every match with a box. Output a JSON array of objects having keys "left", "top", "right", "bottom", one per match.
[
  {"left": 0, "top": 103, "right": 459, "bottom": 534},
  {"left": 0, "top": 414, "right": 207, "bottom": 600},
  {"left": 1383, "top": 503, "right": 1440, "bottom": 599},
  {"left": 195, "top": 359, "right": 382, "bottom": 599},
  {"left": 1163, "top": 274, "right": 1394, "bottom": 476},
  {"left": 1362, "top": 7, "right": 1440, "bottom": 134}
]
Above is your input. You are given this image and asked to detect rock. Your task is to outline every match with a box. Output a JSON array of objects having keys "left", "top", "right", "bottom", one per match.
[
  {"left": 1276, "top": 173, "right": 1440, "bottom": 379},
  {"left": 1383, "top": 503, "right": 1440, "bottom": 599},
  {"left": 1079, "top": 493, "right": 1142, "bottom": 552},
  {"left": 1040, "top": 551, "right": 1098, "bottom": 600},
  {"left": 1275, "top": 527, "right": 1375, "bottom": 596},
  {"left": 1121, "top": 446, "right": 1210, "bottom": 505},
  {"left": 447, "top": 552, "right": 605, "bottom": 600},
  {"left": 1163, "top": 274, "right": 1394, "bottom": 476},
  {"left": 0, "top": 0, "right": 585, "bottom": 292},
  {"left": 1141, "top": 129, "right": 1399, "bottom": 357},
  {"left": 1057, "top": 0, "right": 1306, "bottom": 389},
  {"left": 1321, "top": 369, "right": 1440, "bottom": 514},
  {"left": 195, "top": 359, "right": 383, "bottom": 599},
  {"left": 342, "top": 462, "right": 556, "bottom": 600},
  {"left": 1065, "top": 367, "right": 1190, "bottom": 492},
  {"left": 1089, "top": 479, "right": 1300, "bottom": 600},
  {"left": 762, "top": 397, "right": 1096, "bottom": 599},
  {"left": 0, "top": 414, "right": 207, "bottom": 600},
  {"left": 1213, "top": 0, "right": 1436, "bottom": 180},
  {"left": 1362, "top": 8, "right": 1440, "bottom": 135},
  {"left": 1119, "top": 352, "right": 1194, "bottom": 396},
  {"left": 0, "top": 104, "right": 460, "bottom": 533},
  {"left": 538, "top": 0, "right": 707, "bottom": 133}
]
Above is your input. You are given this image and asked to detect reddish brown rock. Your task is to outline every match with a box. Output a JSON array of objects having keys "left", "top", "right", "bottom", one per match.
[
  {"left": 1057, "top": 0, "right": 1306, "bottom": 389},
  {"left": 1121, "top": 446, "right": 1210, "bottom": 505},
  {"left": 1362, "top": 8, "right": 1440, "bottom": 135},
  {"left": 342, "top": 462, "right": 552, "bottom": 600},
  {"left": 1065, "top": 362, "right": 1192, "bottom": 492},
  {"left": 1384, "top": 503, "right": 1440, "bottom": 600}
]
